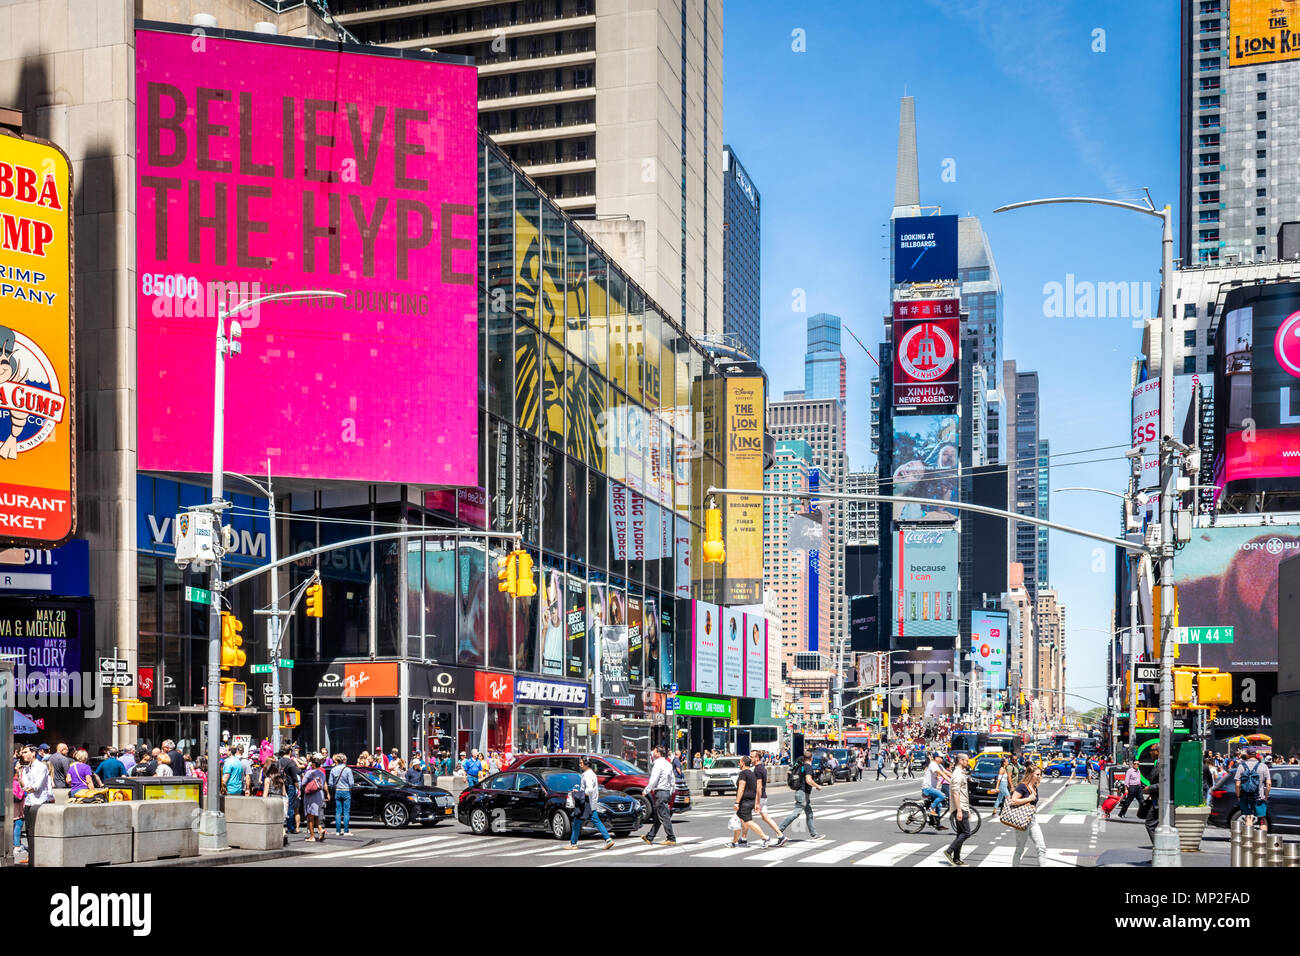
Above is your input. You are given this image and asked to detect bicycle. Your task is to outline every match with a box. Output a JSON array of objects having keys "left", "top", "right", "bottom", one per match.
[{"left": 895, "top": 797, "right": 982, "bottom": 836}]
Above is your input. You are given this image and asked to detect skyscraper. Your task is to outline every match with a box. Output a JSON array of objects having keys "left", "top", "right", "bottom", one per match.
[
  {"left": 804, "top": 313, "right": 847, "bottom": 401},
  {"left": 722, "top": 145, "right": 762, "bottom": 361},
  {"left": 335, "top": 0, "right": 724, "bottom": 338},
  {"left": 1004, "top": 360, "right": 1042, "bottom": 600},
  {"left": 1037, "top": 439, "right": 1050, "bottom": 590},
  {"left": 1178, "top": 0, "right": 1300, "bottom": 266}
]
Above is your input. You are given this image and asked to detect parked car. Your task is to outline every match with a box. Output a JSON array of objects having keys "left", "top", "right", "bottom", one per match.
[
  {"left": 808, "top": 749, "right": 837, "bottom": 786},
  {"left": 1209, "top": 766, "right": 1300, "bottom": 834},
  {"left": 968, "top": 755, "right": 1004, "bottom": 805},
  {"left": 1043, "top": 758, "right": 1099, "bottom": 778},
  {"left": 507, "top": 752, "right": 691, "bottom": 817},
  {"left": 457, "top": 768, "right": 642, "bottom": 839},
  {"left": 320, "top": 766, "right": 456, "bottom": 829},
  {"left": 703, "top": 756, "right": 742, "bottom": 795},
  {"left": 828, "top": 748, "right": 860, "bottom": 781}
]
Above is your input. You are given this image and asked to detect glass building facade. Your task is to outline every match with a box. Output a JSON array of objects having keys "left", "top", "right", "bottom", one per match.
[
  {"left": 134, "top": 134, "right": 731, "bottom": 762},
  {"left": 804, "top": 313, "right": 845, "bottom": 401},
  {"left": 722, "top": 145, "right": 761, "bottom": 362}
]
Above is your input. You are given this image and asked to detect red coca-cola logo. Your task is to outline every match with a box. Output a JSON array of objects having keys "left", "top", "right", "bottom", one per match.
[{"left": 1275, "top": 309, "right": 1300, "bottom": 378}]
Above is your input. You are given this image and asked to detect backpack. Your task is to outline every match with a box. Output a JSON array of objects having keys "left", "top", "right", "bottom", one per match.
[
  {"left": 787, "top": 767, "right": 804, "bottom": 791},
  {"left": 1239, "top": 760, "right": 1263, "bottom": 797}
]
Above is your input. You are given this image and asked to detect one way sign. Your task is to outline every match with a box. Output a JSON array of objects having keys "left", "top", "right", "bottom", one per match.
[{"left": 1135, "top": 663, "right": 1160, "bottom": 684}]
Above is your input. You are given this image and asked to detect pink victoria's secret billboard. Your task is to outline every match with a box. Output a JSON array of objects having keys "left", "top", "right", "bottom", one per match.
[{"left": 135, "top": 30, "right": 479, "bottom": 484}]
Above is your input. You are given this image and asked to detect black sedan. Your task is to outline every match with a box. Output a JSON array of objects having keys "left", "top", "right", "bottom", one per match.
[
  {"left": 1209, "top": 765, "right": 1300, "bottom": 835},
  {"left": 967, "top": 755, "right": 1005, "bottom": 805},
  {"left": 322, "top": 766, "right": 456, "bottom": 828},
  {"left": 457, "top": 768, "right": 643, "bottom": 840}
]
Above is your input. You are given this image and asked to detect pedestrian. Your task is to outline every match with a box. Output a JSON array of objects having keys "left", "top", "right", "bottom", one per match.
[
  {"left": 18, "top": 744, "right": 52, "bottom": 865},
  {"left": 703, "top": 749, "right": 715, "bottom": 770},
  {"left": 671, "top": 749, "right": 684, "bottom": 781},
  {"left": 943, "top": 753, "right": 973, "bottom": 866},
  {"left": 301, "top": 757, "right": 328, "bottom": 842},
  {"left": 854, "top": 749, "right": 866, "bottom": 782},
  {"left": 921, "top": 753, "right": 950, "bottom": 828},
  {"left": 994, "top": 757, "right": 1011, "bottom": 812},
  {"left": 277, "top": 744, "right": 302, "bottom": 834},
  {"left": 567, "top": 756, "right": 615, "bottom": 850},
  {"left": 1203, "top": 754, "right": 1217, "bottom": 805},
  {"left": 892, "top": 750, "right": 901, "bottom": 778},
  {"left": 640, "top": 746, "right": 677, "bottom": 846},
  {"left": 65, "top": 750, "right": 102, "bottom": 797},
  {"left": 751, "top": 752, "right": 781, "bottom": 836},
  {"left": 728, "top": 754, "right": 770, "bottom": 848},
  {"left": 261, "top": 760, "right": 289, "bottom": 846},
  {"left": 156, "top": 753, "right": 175, "bottom": 777},
  {"left": 1142, "top": 744, "right": 1162, "bottom": 846},
  {"left": 1010, "top": 764, "right": 1047, "bottom": 867},
  {"left": 876, "top": 748, "right": 887, "bottom": 780},
  {"left": 160, "top": 739, "right": 184, "bottom": 778},
  {"left": 1116, "top": 760, "right": 1142, "bottom": 818},
  {"left": 773, "top": 752, "right": 823, "bottom": 846},
  {"left": 692, "top": 751, "right": 702, "bottom": 770},
  {"left": 11, "top": 762, "right": 25, "bottom": 857},
  {"left": 1234, "top": 747, "right": 1270, "bottom": 832},
  {"left": 328, "top": 754, "right": 354, "bottom": 836},
  {"left": 464, "top": 750, "right": 483, "bottom": 784},
  {"left": 119, "top": 746, "right": 136, "bottom": 775},
  {"left": 222, "top": 745, "right": 249, "bottom": 796},
  {"left": 47, "top": 742, "right": 70, "bottom": 789},
  {"left": 96, "top": 747, "right": 125, "bottom": 782}
]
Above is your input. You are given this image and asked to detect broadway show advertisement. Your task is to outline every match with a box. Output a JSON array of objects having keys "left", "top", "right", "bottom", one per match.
[
  {"left": 892, "top": 299, "right": 959, "bottom": 408},
  {"left": 627, "top": 594, "right": 643, "bottom": 685},
  {"left": 692, "top": 600, "right": 720, "bottom": 695},
  {"left": 1172, "top": 525, "right": 1300, "bottom": 671},
  {"left": 565, "top": 573, "right": 585, "bottom": 681},
  {"left": 1229, "top": 0, "right": 1300, "bottom": 67},
  {"left": 1214, "top": 283, "right": 1300, "bottom": 490},
  {"left": 135, "top": 28, "right": 478, "bottom": 485},
  {"left": 894, "top": 526, "right": 958, "bottom": 640},
  {"left": 890, "top": 413, "right": 958, "bottom": 521},
  {"left": 970, "top": 609, "right": 1008, "bottom": 690},
  {"left": 723, "top": 374, "right": 764, "bottom": 604},
  {"left": 539, "top": 568, "right": 565, "bottom": 677},
  {"left": 0, "top": 132, "right": 75, "bottom": 546}
]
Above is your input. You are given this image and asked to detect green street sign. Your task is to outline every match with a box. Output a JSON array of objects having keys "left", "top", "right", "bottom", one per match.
[
  {"left": 250, "top": 664, "right": 273, "bottom": 674},
  {"left": 278, "top": 659, "right": 295, "bottom": 668},
  {"left": 676, "top": 695, "right": 730, "bottom": 718},
  {"left": 1172, "top": 626, "right": 1234, "bottom": 645},
  {"left": 185, "top": 586, "right": 211, "bottom": 605}
]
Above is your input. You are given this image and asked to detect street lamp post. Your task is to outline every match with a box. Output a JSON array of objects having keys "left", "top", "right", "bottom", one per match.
[
  {"left": 996, "top": 193, "right": 1181, "bottom": 867},
  {"left": 198, "top": 289, "right": 344, "bottom": 853}
]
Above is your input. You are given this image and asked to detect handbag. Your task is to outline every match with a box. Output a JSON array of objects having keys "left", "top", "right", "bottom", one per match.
[
  {"left": 998, "top": 798, "right": 1036, "bottom": 831},
  {"left": 727, "top": 813, "right": 743, "bottom": 831},
  {"left": 303, "top": 773, "right": 321, "bottom": 795}
]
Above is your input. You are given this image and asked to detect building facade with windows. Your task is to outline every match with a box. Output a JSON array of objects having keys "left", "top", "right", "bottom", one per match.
[{"left": 722, "top": 144, "right": 762, "bottom": 362}]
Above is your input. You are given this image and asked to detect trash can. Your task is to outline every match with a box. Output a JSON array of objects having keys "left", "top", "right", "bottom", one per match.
[{"left": 103, "top": 776, "right": 203, "bottom": 803}]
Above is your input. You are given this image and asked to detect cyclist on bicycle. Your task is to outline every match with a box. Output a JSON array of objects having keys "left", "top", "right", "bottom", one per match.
[{"left": 921, "top": 752, "right": 950, "bottom": 828}]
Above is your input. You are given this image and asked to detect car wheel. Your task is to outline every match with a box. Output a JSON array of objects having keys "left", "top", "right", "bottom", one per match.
[
  {"left": 1050, "top": 770, "right": 1062, "bottom": 778},
  {"left": 469, "top": 807, "right": 490, "bottom": 835},
  {"left": 382, "top": 801, "right": 410, "bottom": 828},
  {"left": 550, "top": 810, "right": 571, "bottom": 840}
]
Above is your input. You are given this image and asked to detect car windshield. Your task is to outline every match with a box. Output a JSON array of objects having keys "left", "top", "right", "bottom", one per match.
[
  {"left": 831, "top": 750, "right": 850, "bottom": 761},
  {"left": 711, "top": 757, "right": 741, "bottom": 769},
  {"left": 974, "top": 758, "right": 1002, "bottom": 773},
  {"left": 357, "top": 768, "right": 404, "bottom": 787},
  {"left": 544, "top": 771, "right": 581, "bottom": 792},
  {"left": 602, "top": 756, "right": 646, "bottom": 775}
]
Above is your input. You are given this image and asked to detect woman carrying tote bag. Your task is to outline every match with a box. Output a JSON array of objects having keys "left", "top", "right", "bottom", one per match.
[{"left": 1005, "top": 764, "right": 1048, "bottom": 866}]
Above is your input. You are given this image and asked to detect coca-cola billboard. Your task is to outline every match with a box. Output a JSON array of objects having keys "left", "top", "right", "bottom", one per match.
[
  {"left": 892, "top": 299, "right": 959, "bottom": 408},
  {"left": 894, "top": 526, "right": 958, "bottom": 640}
]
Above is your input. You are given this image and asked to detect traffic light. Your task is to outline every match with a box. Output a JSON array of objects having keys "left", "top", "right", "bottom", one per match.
[
  {"left": 1199, "top": 672, "right": 1232, "bottom": 705},
  {"left": 279, "top": 707, "right": 301, "bottom": 728},
  {"left": 123, "top": 699, "right": 148, "bottom": 723},
  {"left": 497, "top": 551, "right": 518, "bottom": 596},
  {"left": 220, "top": 612, "right": 246, "bottom": 670},
  {"left": 305, "top": 582, "right": 323, "bottom": 618},
  {"left": 219, "top": 678, "right": 247, "bottom": 710},
  {"left": 703, "top": 505, "right": 725, "bottom": 564},
  {"left": 589, "top": 715, "right": 601, "bottom": 735},
  {"left": 515, "top": 551, "right": 537, "bottom": 598},
  {"left": 1173, "top": 668, "right": 1195, "bottom": 706}
]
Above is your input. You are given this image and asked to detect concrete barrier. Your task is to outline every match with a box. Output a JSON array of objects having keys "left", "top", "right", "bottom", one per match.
[
  {"left": 31, "top": 802, "right": 133, "bottom": 867},
  {"left": 129, "top": 799, "right": 199, "bottom": 862},
  {"left": 684, "top": 770, "right": 703, "bottom": 793},
  {"left": 224, "top": 796, "right": 284, "bottom": 851},
  {"left": 438, "top": 775, "right": 470, "bottom": 797}
]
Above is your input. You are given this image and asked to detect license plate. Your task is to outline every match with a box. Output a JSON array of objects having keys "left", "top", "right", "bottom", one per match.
[
  {"left": 986, "top": 789, "right": 996, "bottom": 795},
  {"left": 443, "top": 807, "right": 453, "bottom": 815},
  {"left": 683, "top": 796, "right": 690, "bottom": 805}
]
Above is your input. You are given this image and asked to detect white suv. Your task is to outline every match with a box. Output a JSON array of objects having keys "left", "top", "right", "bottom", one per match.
[{"left": 702, "top": 756, "right": 742, "bottom": 796}]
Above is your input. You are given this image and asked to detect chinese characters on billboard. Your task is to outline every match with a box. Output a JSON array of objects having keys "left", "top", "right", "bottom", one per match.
[
  {"left": 892, "top": 299, "right": 959, "bottom": 408},
  {"left": 134, "top": 29, "right": 479, "bottom": 484}
]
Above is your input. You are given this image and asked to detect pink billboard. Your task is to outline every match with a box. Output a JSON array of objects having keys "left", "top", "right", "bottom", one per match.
[{"left": 135, "top": 29, "right": 479, "bottom": 484}]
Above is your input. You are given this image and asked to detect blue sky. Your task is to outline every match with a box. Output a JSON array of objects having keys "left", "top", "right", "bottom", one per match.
[{"left": 724, "top": 0, "right": 1180, "bottom": 711}]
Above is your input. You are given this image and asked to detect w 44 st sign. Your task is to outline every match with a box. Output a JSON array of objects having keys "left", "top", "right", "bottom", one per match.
[{"left": 1171, "top": 626, "right": 1234, "bottom": 645}]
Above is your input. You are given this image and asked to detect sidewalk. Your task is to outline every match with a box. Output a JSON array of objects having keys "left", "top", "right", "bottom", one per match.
[{"left": 118, "top": 832, "right": 377, "bottom": 867}]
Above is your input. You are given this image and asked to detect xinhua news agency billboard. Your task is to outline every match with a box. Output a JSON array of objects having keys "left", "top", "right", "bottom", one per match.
[
  {"left": 0, "top": 132, "right": 75, "bottom": 546},
  {"left": 892, "top": 298, "right": 959, "bottom": 408},
  {"left": 970, "top": 609, "right": 1008, "bottom": 691},
  {"left": 135, "top": 28, "right": 479, "bottom": 485},
  {"left": 893, "top": 214, "right": 957, "bottom": 284},
  {"left": 1213, "top": 283, "right": 1300, "bottom": 493}
]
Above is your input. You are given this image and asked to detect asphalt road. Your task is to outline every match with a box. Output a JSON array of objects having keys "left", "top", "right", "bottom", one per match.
[{"left": 238, "top": 774, "right": 1158, "bottom": 868}]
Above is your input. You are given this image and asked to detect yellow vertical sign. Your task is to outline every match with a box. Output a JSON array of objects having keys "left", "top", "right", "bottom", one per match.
[
  {"left": 723, "top": 375, "right": 764, "bottom": 605},
  {"left": 1229, "top": 0, "right": 1300, "bottom": 67},
  {"left": 0, "top": 132, "right": 75, "bottom": 545}
]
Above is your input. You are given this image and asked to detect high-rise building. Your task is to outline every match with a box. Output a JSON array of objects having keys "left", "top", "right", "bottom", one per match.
[
  {"left": 1035, "top": 589, "right": 1067, "bottom": 719},
  {"left": 722, "top": 145, "right": 761, "bottom": 362},
  {"left": 336, "top": 0, "right": 724, "bottom": 337},
  {"left": 1004, "top": 562, "right": 1036, "bottom": 710},
  {"left": 844, "top": 471, "right": 880, "bottom": 546},
  {"left": 1178, "top": 0, "right": 1300, "bottom": 266},
  {"left": 958, "top": 217, "right": 1004, "bottom": 391},
  {"left": 1003, "top": 361, "right": 1042, "bottom": 601},
  {"left": 767, "top": 396, "right": 848, "bottom": 665},
  {"left": 764, "top": 440, "right": 813, "bottom": 673},
  {"left": 804, "top": 313, "right": 847, "bottom": 401},
  {"left": 1037, "top": 439, "right": 1050, "bottom": 590}
]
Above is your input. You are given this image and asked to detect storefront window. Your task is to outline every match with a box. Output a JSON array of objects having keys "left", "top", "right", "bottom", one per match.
[
  {"left": 541, "top": 443, "right": 564, "bottom": 556},
  {"left": 321, "top": 704, "right": 369, "bottom": 762},
  {"left": 565, "top": 357, "right": 588, "bottom": 465},
  {"left": 376, "top": 539, "right": 402, "bottom": 658},
  {"left": 406, "top": 539, "right": 423, "bottom": 659},
  {"left": 486, "top": 704, "right": 512, "bottom": 752},
  {"left": 317, "top": 510, "right": 371, "bottom": 660},
  {"left": 162, "top": 561, "right": 181, "bottom": 635},
  {"left": 514, "top": 321, "right": 539, "bottom": 435},
  {"left": 542, "top": 336, "right": 565, "bottom": 450},
  {"left": 488, "top": 416, "right": 514, "bottom": 533},
  {"left": 586, "top": 372, "right": 607, "bottom": 472},
  {"left": 456, "top": 542, "right": 486, "bottom": 668},
  {"left": 423, "top": 539, "right": 457, "bottom": 665},
  {"left": 515, "top": 429, "right": 540, "bottom": 546},
  {"left": 138, "top": 555, "right": 158, "bottom": 634}
]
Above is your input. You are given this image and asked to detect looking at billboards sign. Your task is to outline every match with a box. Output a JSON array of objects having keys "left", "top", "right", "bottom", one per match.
[{"left": 893, "top": 214, "right": 958, "bottom": 284}]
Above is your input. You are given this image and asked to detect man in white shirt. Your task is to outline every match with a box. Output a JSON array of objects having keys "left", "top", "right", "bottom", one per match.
[
  {"left": 1116, "top": 761, "right": 1143, "bottom": 819},
  {"left": 19, "top": 745, "right": 52, "bottom": 865},
  {"left": 640, "top": 747, "right": 677, "bottom": 846},
  {"left": 921, "top": 754, "right": 950, "bottom": 828}
]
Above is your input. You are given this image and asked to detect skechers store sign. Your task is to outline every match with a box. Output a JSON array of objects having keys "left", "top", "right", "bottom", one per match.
[{"left": 514, "top": 677, "right": 589, "bottom": 706}]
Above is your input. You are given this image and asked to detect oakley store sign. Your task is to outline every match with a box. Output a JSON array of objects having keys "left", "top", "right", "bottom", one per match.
[{"left": 514, "top": 677, "right": 589, "bottom": 707}]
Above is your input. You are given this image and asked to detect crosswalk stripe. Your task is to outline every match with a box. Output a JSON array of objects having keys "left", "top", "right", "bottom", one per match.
[
  {"left": 745, "top": 840, "right": 830, "bottom": 862},
  {"left": 799, "top": 840, "right": 879, "bottom": 864},
  {"left": 693, "top": 840, "right": 769, "bottom": 858},
  {"left": 1043, "top": 849, "right": 1080, "bottom": 867},
  {"left": 811, "top": 809, "right": 854, "bottom": 819},
  {"left": 1035, "top": 814, "right": 1054, "bottom": 824},
  {"left": 855, "top": 842, "right": 927, "bottom": 866},
  {"left": 977, "top": 846, "right": 1015, "bottom": 866},
  {"left": 849, "top": 810, "right": 893, "bottom": 821},
  {"left": 914, "top": 846, "right": 954, "bottom": 867},
  {"left": 313, "top": 834, "right": 453, "bottom": 860},
  {"left": 1058, "top": 814, "right": 1087, "bottom": 825}
]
